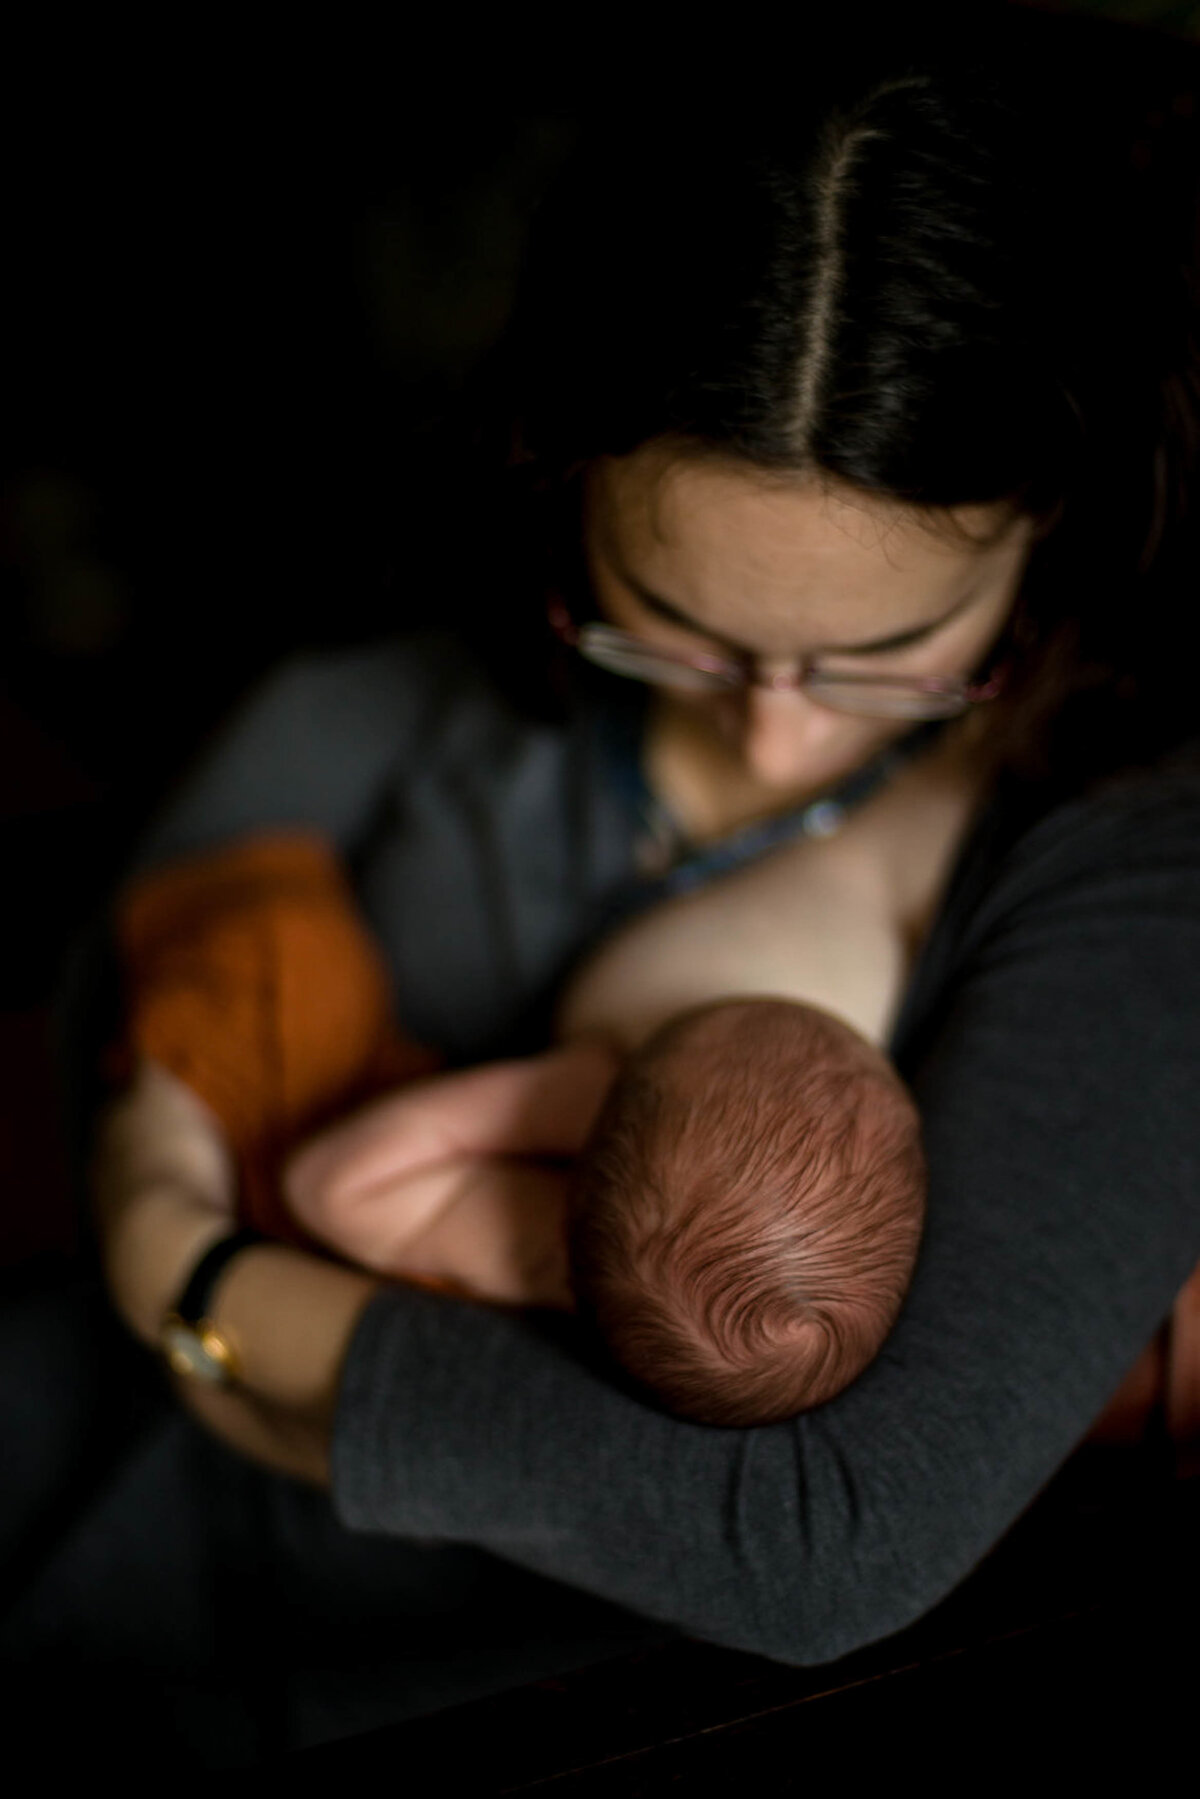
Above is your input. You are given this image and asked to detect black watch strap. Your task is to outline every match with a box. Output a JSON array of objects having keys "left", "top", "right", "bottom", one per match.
[{"left": 175, "top": 1227, "right": 268, "bottom": 1324}]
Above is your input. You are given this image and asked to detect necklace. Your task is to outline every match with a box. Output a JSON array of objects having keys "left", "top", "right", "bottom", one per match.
[
  {"left": 635, "top": 718, "right": 948, "bottom": 896},
  {"left": 577, "top": 656, "right": 949, "bottom": 936}
]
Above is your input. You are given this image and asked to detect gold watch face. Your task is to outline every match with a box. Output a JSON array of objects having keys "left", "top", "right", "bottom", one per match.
[{"left": 160, "top": 1315, "right": 234, "bottom": 1384}]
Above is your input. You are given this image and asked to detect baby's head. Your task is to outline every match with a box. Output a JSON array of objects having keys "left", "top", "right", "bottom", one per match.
[{"left": 567, "top": 998, "right": 925, "bottom": 1426}]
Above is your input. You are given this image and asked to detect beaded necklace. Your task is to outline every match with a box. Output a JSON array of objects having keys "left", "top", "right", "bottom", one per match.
[
  {"left": 581, "top": 660, "right": 948, "bottom": 930},
  {"left": 636, "top": 717, "right": 948, "bottom": 896}
]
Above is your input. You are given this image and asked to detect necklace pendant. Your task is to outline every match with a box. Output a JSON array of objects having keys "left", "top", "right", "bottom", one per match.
[
  {"left": 801, "top": 798, "right": 846, "bottom": 838},
  {"left": 634, "top": 832, "right": 676, "bottom": 877},
  {"left": 635, "top": 797, "right": 685, "bottom": 876}
]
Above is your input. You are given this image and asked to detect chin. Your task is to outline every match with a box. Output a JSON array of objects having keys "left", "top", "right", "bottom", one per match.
[
  {"left": 753, "top": 736, "right": 899, "bottom": 797},
  {"left": 755, "top": 765, "right": 854, "bottom": 804}
]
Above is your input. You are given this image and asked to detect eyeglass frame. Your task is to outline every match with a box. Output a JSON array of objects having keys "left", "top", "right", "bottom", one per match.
[{"left": 546, "top": 591, "right": 1010, "bottom": 716}]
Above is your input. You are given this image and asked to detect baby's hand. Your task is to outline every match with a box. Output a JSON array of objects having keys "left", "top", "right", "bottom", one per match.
[
  {"left": 384, "top": 1156, "right": 579, "bottom": 1309},
  {"left": 281, "top": 1038, "right": 620, "bottom": 1288}
]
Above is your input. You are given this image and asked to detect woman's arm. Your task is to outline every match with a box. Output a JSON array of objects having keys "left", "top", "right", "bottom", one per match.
[
  {"left": 53, "top": 636, "right": 463, "bottom": 1262},
  {"left": 92, "top": 1057, "right": 380, "bottom": 1487},
  {"left": 93, "top": 1040, "right": 623, "bottom": 1481},
  {"left": 72, "top": 633, "right": 606, "bottom": 1485},
  {"left": 89, "top": 777, "right": 1200, "bottom": 1654},
  {"left": 164, "top": 1232, "right": 378, "bottom": 1489},
  {"left": 318, "top": 777, "right": 1200, "bottom": 1666}
]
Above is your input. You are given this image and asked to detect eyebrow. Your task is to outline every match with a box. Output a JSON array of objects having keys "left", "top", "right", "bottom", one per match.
[{"left": 611, "top": 559, "right": 982, "bottom": 658}]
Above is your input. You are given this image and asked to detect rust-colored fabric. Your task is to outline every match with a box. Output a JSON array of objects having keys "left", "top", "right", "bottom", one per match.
[
  {"left": 1092, "top": 1268, "right": 1200, "bottom": 1469},
  {"left": 1083, "top": 1275, "right": 1200, "bottom": 1460},
  {"left": 1166, "top": 1264, "right": 1200, "bottom": 1474},
  {"left": 108, "top": 829, "right": 442, "bottom": 1249},
  {"left": 1086, "top": 1326, "right": 1169, "bottom": 1447},
  {"left": 105, "top": 828, "right": 1200, "bottom": 1454}
]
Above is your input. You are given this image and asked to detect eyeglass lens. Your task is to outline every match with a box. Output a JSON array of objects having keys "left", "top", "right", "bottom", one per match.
[{"left": 575, "top": 628, "right": 969, "bottom": 719}]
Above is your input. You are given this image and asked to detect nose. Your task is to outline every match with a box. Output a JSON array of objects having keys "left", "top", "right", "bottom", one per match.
[{"left": 738, "top": 685, "right": 849, "bottom": 788}]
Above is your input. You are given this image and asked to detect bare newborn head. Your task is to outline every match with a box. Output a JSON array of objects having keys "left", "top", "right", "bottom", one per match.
[{"left": 567, "top": 997, "right": 926, "bottom": 1427}]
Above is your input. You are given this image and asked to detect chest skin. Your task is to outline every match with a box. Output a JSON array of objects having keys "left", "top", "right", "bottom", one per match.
[{"left": 556, "top": 722, "right": 990, "bottom": 1054}]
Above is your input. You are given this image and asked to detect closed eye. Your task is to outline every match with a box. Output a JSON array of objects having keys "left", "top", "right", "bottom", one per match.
[{"left": 629, "top": 580, "right": 973, "bottom": 661}]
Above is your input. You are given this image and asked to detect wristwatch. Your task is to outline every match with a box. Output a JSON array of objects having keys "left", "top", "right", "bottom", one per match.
[{"left": 159, "top": 1227, "right": 267, "bottom": 1386}]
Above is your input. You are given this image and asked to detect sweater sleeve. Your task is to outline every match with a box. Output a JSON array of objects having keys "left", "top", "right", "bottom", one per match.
[
  {"left": 123, "top": 634, "right": 448, "bottom": 876},
  {"left": 328, "top": 773, "right": 1200, "bottom": 1666},
  {"left": 48, "top": 634, "right": 450, "bottom": 1217}
]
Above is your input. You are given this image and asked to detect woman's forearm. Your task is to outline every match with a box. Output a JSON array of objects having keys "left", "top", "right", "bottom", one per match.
[
  {"left": 101, "top": 1179, "right": 231, "bottom": 1349},
  {"left": 166, "top": 1230, "right": 383, "bottom": 1482},
  {"left": 169, "top": 1369, "right": 333, "bottom": 1487},
  {"left": 200, "top": 1234, "right": 382, "bottom": 1415},
  {"left": 111, "top": 1183, "right": 381, "bottom": 1488},
  {"left": 92, "top": 1058, "right": 382, "bottom": 1486}
]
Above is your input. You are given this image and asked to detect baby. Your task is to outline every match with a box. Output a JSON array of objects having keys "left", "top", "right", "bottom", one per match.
[
  {"left": 283, "top": 995, "right": 923, "bottom": 1426},
  {"left": 113, "top": 829, "right": 926, "bottom": 1427}
]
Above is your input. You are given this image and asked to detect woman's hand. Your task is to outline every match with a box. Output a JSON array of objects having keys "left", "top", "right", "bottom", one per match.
[
  {"left": 88, "top": 1055, "right": 383, "bottom": 1489},
  {"left": 90, "top": 1055, "right": 240, "bottom": 1348}
]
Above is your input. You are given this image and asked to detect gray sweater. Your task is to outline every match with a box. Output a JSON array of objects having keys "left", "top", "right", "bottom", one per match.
[{"left": 101, "top": 628, "right": 1200, "bottom": 1668}]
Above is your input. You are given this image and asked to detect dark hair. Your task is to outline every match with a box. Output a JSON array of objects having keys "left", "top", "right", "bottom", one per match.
[
  {"left": 567, "top": 999, "right": 926, "bottom": 1427},
  {"left": 410, "top": 8, "right": 1200, "bottom": 793}
]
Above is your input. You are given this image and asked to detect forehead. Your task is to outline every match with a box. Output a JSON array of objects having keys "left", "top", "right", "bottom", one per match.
[{"left": 587, "top": 445, "right": 1025, "bottom": 644}]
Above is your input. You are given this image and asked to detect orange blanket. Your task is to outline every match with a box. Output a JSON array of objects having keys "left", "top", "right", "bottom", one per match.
[
  {"left": 106, "top": 830, "right": 441, "bottom": 1249},
  {"left": 106, "top": 827, "right": 1200, "bottom": 1464}
]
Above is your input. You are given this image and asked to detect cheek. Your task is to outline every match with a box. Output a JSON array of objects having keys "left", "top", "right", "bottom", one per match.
[{"left": 812, "top": 714, "right": 917, "bottom": 774}]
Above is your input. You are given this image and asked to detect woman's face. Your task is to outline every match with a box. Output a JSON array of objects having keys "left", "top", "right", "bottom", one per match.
[{"left": 581, "top": 442, "right": 1035, "bottom": 801}]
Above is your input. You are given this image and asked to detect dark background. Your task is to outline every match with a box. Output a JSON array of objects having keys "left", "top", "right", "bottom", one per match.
[{"left": 1, "top": 39, "right": 585, "bottom": 939}]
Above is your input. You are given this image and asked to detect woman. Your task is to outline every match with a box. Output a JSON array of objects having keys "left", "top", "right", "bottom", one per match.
[{"left": 12, "top": 9, "right": 1200, "bottom": 1767}]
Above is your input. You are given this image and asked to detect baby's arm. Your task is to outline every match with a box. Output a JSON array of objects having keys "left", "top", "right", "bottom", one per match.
[{"left": 282, "top": 1039, "right": 620, "bottom": 1297}]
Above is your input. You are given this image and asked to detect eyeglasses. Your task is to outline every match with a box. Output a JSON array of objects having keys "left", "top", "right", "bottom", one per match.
[{"left": 547, "top": 595, "right": 1008, "bottom": 721}]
